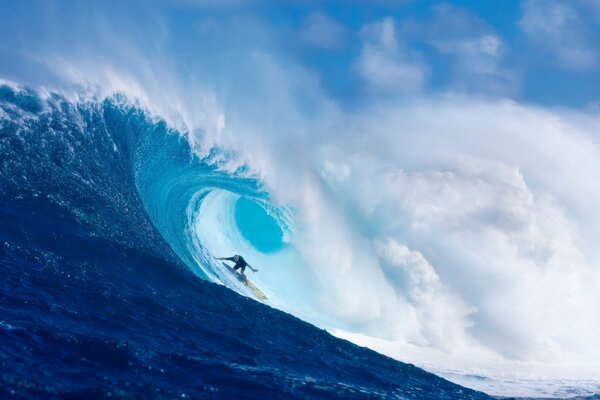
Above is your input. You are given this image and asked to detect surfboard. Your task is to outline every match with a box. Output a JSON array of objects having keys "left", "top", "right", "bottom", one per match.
[{"left": 221, "top": 262, "right": 268, "bottom": 300}]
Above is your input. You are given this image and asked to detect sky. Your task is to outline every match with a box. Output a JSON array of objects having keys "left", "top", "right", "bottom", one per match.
[{"left": 2, "top": 0, "right": 600, "bottom": 108}]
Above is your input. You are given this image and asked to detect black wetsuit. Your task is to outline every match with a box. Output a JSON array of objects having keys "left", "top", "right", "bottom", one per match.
[{"left": 226, "top": 256, "right": 248, "bottom": 272}]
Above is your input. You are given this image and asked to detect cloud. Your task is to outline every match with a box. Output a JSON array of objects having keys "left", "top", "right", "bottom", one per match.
[
  {"left": 409, "top": 4, "right": 518, "bottom": 95},
  {"left": 519, "top": 0, "right": 599, "bottom": 69},
  {"left": 299, "top": 11, "right": 348, "bottom": 51},
  {"left": 356, "top": 17, "right": 428, "bottom": 95},
  {"left": 433, "top": 35, "right": 515, "bottom": 95}
]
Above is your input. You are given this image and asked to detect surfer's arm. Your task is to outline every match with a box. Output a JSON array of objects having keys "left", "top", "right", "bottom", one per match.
[
  {"left": 248, "top": 265, "right": 258, "bottom": 273},
  {"left": 214, "top": 256, "right": 234, "bottom": 261}
]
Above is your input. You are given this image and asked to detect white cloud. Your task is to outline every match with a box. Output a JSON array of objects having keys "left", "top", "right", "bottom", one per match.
[
  {"left": 519, "top": 0, "right": 599, "bottom": 69},
  {"left": 416, "top": 4, "right": 518, "bottom": 95},
  {"left": 434, "top": 35, "right": 516, "bottom": 94},
  {"left": 299, "top": 11, "right": 347, "bottom": 51},
  {"left": 356, "top": 17, "right": 428, "bottom": 94}
]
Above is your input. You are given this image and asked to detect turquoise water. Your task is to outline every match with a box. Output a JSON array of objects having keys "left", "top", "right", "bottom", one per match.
[{"left": 235, "top": 197, "right": 284, "bottom": 253}]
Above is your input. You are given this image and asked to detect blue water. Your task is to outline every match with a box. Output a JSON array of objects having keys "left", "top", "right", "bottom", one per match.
[
  {"left": 6, "top": 83, "right": 593, "bottom": 399},
  {"left": 234, "top": 197, "right": 284, "bottom": 253}
]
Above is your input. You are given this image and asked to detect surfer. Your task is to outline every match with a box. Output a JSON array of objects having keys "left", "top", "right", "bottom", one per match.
[
  {"left": 215, "top": 255, "right": 258, "bottom": 282},
  {"left": 215, "top": 255, "right": 267, "bottom": 299}
]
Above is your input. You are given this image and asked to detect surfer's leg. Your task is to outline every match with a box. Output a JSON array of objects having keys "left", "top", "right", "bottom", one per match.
[{"left": 240, "top": 268, "right": 248, "bottom": 284}]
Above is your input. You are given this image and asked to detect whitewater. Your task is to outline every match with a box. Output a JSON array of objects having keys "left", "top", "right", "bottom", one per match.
[{"left": 2, "top": 2, "right": 600, "bottom": 398}]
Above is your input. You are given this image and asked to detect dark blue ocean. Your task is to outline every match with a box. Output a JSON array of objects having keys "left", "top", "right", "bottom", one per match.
[{"left": 0, "top": 84, "right": 506, "bottom": 399}]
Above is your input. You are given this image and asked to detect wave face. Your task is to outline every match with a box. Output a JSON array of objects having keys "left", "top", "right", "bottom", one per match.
[
  {"left": 0, "top": 82, "right": 281, "bottom": 283},
  {"left": 0, "top": 82, "right": 294, "bottom": 291}
]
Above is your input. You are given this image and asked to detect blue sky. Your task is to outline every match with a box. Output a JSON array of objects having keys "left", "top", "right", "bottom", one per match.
[
  {"left": 2, "top": 0, "right": 600, "bottom": 108},
  {"left": 174, "top": 0, "right": 600, "bottom": 107}
]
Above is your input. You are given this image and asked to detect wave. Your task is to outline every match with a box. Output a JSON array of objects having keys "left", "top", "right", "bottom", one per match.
[
  {"left": 2, "top": 81, "right": 600, "bottom": 398},
  {"left": 0, "top": 82, "right": 322, "bottom": 321}
]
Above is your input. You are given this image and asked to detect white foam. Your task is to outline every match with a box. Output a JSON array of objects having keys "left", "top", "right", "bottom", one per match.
[{"left": 331, "top": 329, "right": 600, "bottom": 398}]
